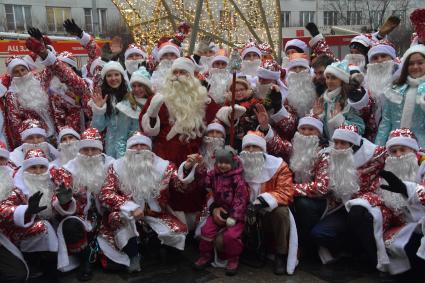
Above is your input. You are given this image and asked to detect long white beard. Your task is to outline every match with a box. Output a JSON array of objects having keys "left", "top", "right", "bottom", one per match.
[
  {"left": 22, "top": 142, "right": 51, "bottom": 158},
  {"left": 208, "top": 68, "right": 230, "bottom": 105},
  {"left": 379, "top": 153, "right": 418, "bottom": 213},
  {"left": 344, "top": 54, "right": 366, "bottom": 70},
  {"left": 286, "top": 70, "right": 316, "bottom": 116},
  {"left": 200, "top": 56, "right": 213, "bottom": 73},
  {"left": 0, "top": 166, "right": 13, "bottom": 201},
  {"left": 23, "top": 171, "right": 53, "bottom": 219},
  {"left": 240, "top": 151, "right": 265, "bottom": 181},
  {"left": 49, "top": 76, "right": 68, "bottom": 95},
  {"left": 255, "top": 83, "right": 272, "bottom": 100},
  {"left": 329, "top": 147, "right": 359, "bottom": 201},
  {"left": 125, "top": 59, "right": 145, "bottom": 75},
  {"left": 152, "top": 59, "right": 173, "bottom": 90},
  {"left": 12, "top": 73, "right": 49, "bottom": 113},
  {"left": 58, "top": 141, "right": 79, "bottom": 166},
  {"left": 119, "top": 150, "right": 162, "bottom": 206},
  {"left": 73, "top": 153, "right": 106, "bottom": 195},
  {"left": 200, "top": 136, "right": 225, "bottom": 170},
  {"left": 162, "top": 75, "right": 208, "bottom": 142},
  {"left": 366, "top": 60, "right": 394, "bottom": 97},
  {"left": 241, "top": 59, "right": 261, "bottom": 77},
  {"left": 290, "top": 132, "right": 320, "bottom": 183}
]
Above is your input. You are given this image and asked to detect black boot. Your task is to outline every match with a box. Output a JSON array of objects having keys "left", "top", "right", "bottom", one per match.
[
  {"left": 77, "top": 247, "right": 93, "bottom": 281},
  {"left": 274, "top": 254, "right": 286, "bottom": 275}
]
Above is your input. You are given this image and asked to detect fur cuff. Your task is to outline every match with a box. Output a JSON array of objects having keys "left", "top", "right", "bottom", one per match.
[
  {"left": 146, "top": 94, "right": 164, "bottom": 117},
  {"left": 349, "top": 91, "right": 369, "bottom": 110},
  {"left": 177, "top": 162, "right": 198, "bottom": 184},
  {"left": 53, "top": 198, "right": 77, "bottom": 216},
  {"left": 256, "top": 124, "right": 274, "bottom": 141},
  {"left": 215, "top": 105, "right": 246, "bottom": 127},
  {"left": 309, "top": 33, "right": 324, "bottom": 48},
  {"left": 80, "top": 32, "right": 91, "bottom": 47},
  {"left": 259, "top": 193, "right": 278, "bottom": 212},
  {"left": 13, "top": 205, "right": 36, "bottom": 228},
  {"left": 88, "top": 99, "right": 107, "bottom": 115},
  {"left": 270, "top": 106, "right": 289, "bottom": 123},
  {"left": 40, "top": 50, "right": 56, "bottom": 67},
  {"left": 120, "top": 201, "right": 140, "bottom": 215},
  {"left": 141, "top": 114, "right": 160, "bottom": 136}
]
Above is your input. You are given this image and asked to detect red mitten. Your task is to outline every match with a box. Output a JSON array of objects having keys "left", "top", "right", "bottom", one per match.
[
  {"left": 25, "top": 37, "right": 45, "bottom": 54},
  {"left": 42, "top": 35, "right": 53, "bottom": 46},
  {"left": 411, "top": 9, "right": 425, "bottom": 39},
  {"left": 1, "top": 74, "right": 11, "bottom": 89}
]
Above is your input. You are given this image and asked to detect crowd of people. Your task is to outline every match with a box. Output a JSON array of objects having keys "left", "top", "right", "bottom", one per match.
[{"left": 0, "top": 8, "right": 425, "bottom": 283}]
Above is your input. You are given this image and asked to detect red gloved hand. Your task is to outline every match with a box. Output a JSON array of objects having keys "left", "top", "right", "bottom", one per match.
[{"left": 25, "top": 37, "right": 46, "bottom": 55}]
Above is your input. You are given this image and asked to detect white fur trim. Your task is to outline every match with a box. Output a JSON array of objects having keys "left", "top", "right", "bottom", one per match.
[
  {"left": 0, "top": 148, "right": 9, "bottom": 159},
  {"left": 52, "top": 198, "right": 77, "bottom": 216},
  {"left": 21, "top": 127, "right": 47, "bottom": 141},
  {"left": 100, "top": 61, "right": 129, "bottom": 83},
  {"left": 120, "top": 201, "right": 140, "bottom": 214},
  {"left": 368, "top": 45, "right": 396, "bottom": 62},
  {"left": 171, "top": 57, "right": 195, "bottom": 76},
  {"left": 215, "top": 105, "right": 246, "bottom": 127},
  {"left": 97, "top": 236, "right": 130, "bottom": 266},
  {"left": 144, "top": 216, "right": 187, "bottom": 250},
  {"left": 325, "top": 64, "right": 350, "bottom": 84},
  {"left": 7, "top": 58, "right": 29, "bottom": 75},
  {"left": 22, "top": 157, "right": 49, "bottom": 171},
  {"left": 126, "top": 134, "right": 152, "bottom": 149},
  {"left": 309, "top": 34, "right": 324, "bottom": 48},
  {"left": 88, "top": 99, "right": 107, "bottom": 115},
  {"left": 13, "top": 205, "right": 36, "bottom": 228},
  {"left": 177, "top": 162, "right": 198, "bottom": 184},
  {"left": 353, "top": 138, "right": 378, "bottom": 168},
  {"left": 211, "top": 55, "right": 229, "bottom": 66},
  {"left": 257, "top": 124, "right": 274, "bottom": 141},
  {"left": 332, "top": 127, "right": 361, "bottom": 146},
  {"left": 242, "top": 133, "right": 267, "bottom": 152},
  {"left": 256, "top": 67, "right": 280, "bottom": 81},
  {"left": 298, "top": 116, "right": 323, "bottom": 134},
  {"left": 58, "top": 128, "right": 80, "bottom": 142},
  {"left": 129, "top": 72, "right": 152, "bottom": 89},
  {"left": 89, "top": 57, "right": 106, "bottom": 76},
  {"left": 141, "top": 114, "right": 160, "bottom": 136},
  {"left": 348, "top": 90, "right": 370, "bottom": 110},
  {"left": 286, "top": 210, "right": 299, "bottom": 274},
  {"left": 158, "top": 44, "right": 180, "bottom": 60},
  {"left": 78, "top": 139, "right": 103, "bottom": 151},
  {"left": 206, "top": 122, "right": 226, "bottom": 137},
  {"left": 146, "top": 94, "right": 164, "bottom": 117},
  {"left": 241, "top": 46, "right": 261, "bottom": 59},
  {"left": 270, "top": 106, "right": 290, "bottom": 122},
  {"left": 258, "top": 192, "right": 278, "bottom": 211},
  {"left": 285, "top": 39, "right": 308, "bottom": 53},
  {"left": 58, "top": 56, "right": 77, "bottom": 69},
  {"left": 79, "top": 32, "right": 91, "bottom": 47},
  {"left": 401, "top": 44, "right": 425, "bottom": 62},
  {"left": 125, "top": 47, "right": 147, "bottom": 60},
  {"left": 386, "top": 136, "right": 419, "bottom": 151},
  {"left": 0, "top": 82, "right": 7, "bottom": 98},
  {"left": 287, "top": 58, "right": 310, "bottom": 71},
  {"left": 39, "top": 50, "right": 56, "bottom": 67}
]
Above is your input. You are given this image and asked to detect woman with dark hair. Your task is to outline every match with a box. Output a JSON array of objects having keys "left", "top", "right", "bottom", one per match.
[
  {"left": 89, "top": 61, "right": 130, "bottom": 158},
  {"left": 376, "top": 45, "right": 425, "bottom": 147}
]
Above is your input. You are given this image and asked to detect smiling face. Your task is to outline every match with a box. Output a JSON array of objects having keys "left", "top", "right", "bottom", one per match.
[
  {"left": 407, "top": 53, "right": 425, "bottom": 79},
  {"left": 325, "top": 73, "right": 343, "bottom": 92},
  {"left": 131, "top": 82, "right": 148, "bottom": 98},
  {"left": 105, "top": 70, "right": 123, "bottom": 88},
  {"left": 235, "top": 82, "right": 250, "bottom": 101}
]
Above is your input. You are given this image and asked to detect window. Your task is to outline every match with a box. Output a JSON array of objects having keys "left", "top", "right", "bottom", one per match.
[
  {"left": 46, "top": 7, "right": 71, "bottom": 33},
  {"left": 5, "top": 5, "right": 32, "bottom": 32},
  {"left": 84, "top": 8, "right": 93, "bottom": 33},
  {"left": 323, "top": 11, "right": 338, "bottom": 26},
  {"left": 98, "top": 9, "right": 107, "bottom": 34},
  {"left": 347, "top": 11, "right": 362, "bottom": 25},
  {"left": 281, "top": 11, "right": 291, "bottom": 27},
  {"left": 299, "top": 11, "right": 315, "bottom": 27}
]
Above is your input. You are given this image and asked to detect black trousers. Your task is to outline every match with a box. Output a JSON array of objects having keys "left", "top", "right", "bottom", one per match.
[{"left": 0, "top": 245, "right": 27, "bottom": 283}]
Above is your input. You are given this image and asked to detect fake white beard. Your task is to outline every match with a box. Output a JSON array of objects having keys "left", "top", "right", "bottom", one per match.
[
  {"left": 286, "top": 70, "right": 316, "bottom": 116},
  {"left": 49, "top": 76, "right": 68, "bottom": 95},
  {"left": 73, "top": 153, "right": 106, "bottom": 195},
  {"left": 12, "top": 73, "right": 50, "bottom": 113},
  {"left": 0, "top": 166, "right": 13, "bottom": 201},
  {"left": 255, "top": 83, "right": 272, "bottom": 100},
  {"left": 125, "top": 59, "right": 145, "bottom": 75},
  {"left": 384, "top": 153, "right": 419, "bottom": 183},
  {"left": 240, "top": 151, "right": 265, "bottom": 181},
  {"left": 241, "top": 59, "right": 261, "bottom": 77},
  {"left": 22, "top": 142, "right": 50, "bottom": 158},
  {"left": 208, "top": 68, "right": 230, "bottom": 105},
  {"left": 200, "top": 136, "right": 225, "bottom": 170},
  {"left": 162, "top": 74, "right": 208, "bottom": 142},
  {"left": 23, "top": 171, "right": 52, "bottom": 218},
  {"left": 344, "top": 53, "right": 366, "bottom": 70},
  {"left": 199, "top": 56, "right": 213, "bottom": 73},
  {"left": 119, "top": 150, "right": 162, "bottom": 206},
  {"left": 329, "top": 147, "right": 359, "bottom": 201},
  {"left": 152, "top": 59, "right": 174, "bottom": 89},
  {"left": 366, "top": 60, "right": 394, "bottom": 97},
  {"left": 289, "top": 132, "right": 320, "bottom": 183},
  {"left": 58, "top": 141, "right": 79, "bottom": 166}
]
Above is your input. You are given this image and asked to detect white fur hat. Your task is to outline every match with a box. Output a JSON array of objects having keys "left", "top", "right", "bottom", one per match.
[
  {"left": 368, "top": 44, "right": 396, "bottom": 62},
  {"left": 211, "top": 55, "right": 229, "bottom": 66},
  {"left": 6, "top": 57, "right": 29, "bottom": 75},
  {"left": 100, "top": 61, "right": 129, "bottom": 83},
  {"left": 158, "top": 43, "right": 181, "bottom": 60},
  {"left": 298, "top": 116, "right": 323, "bottom": 134},
  {"left": 287, "top": 58, "right": 310, "bottom": 71},
  {"left": 126, "top": 131, "right": 152, "bottom": 149},
  {"left": 206, "top": 122, "right": 226, "bottom": 137},
  {"left": 130, "top": 67, "right": 152, "bottom": 89},
  {"left": 124, "top": 44, "right": 147, "bottom": 60},
  {"left": 332, "top": 124, "right": 361, "bottom": 146},
  {"left": 58, "top": 127, "right": 80, "bottom": 143},
  {"left": 241, "top": 46, "right": 262, "bottom": 59},
  {"left": 324, "top": 61, "right": 350, "bottom": 84},
  {"left": 171, "top": 57, "right": 196, "bottom": 76},
  {"left": 242, "top": 131, "right": 267, "bottom": 152},
  {"left": 385, "top": 128, "right": 419, "bottom": 151},
  {"left": 285, "top": 39, "right": 308, "bottom": 53},
  {"left": 401, "top": 44, "right": 425, "bottom": 62}
]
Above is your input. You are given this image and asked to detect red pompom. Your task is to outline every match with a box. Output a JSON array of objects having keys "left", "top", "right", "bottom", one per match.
[{"left": 410, "top": 9, "right": 425, "bottom": 38}]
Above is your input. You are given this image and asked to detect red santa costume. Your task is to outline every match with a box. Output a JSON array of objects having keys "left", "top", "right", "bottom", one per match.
[
  {"left": 97, "top": 132, "right": 188, "bottom": 267},
  {"left": 5, "top": 48, "right": 87, "bottom": 145},
  {"left": 49, "top": 128, "right": 114, "bottom": 272},
  {"left": 140, "top": 57, "right": 219, "bottom": 213},
  {"left": 0, "top": 149, "right": 58, "bottom": 255},
  {"left": 10, "top": 119, "right": 60, "bottom": 167},
  {"left": 0, "top": 81, "right": 13, "bottom": 149}
]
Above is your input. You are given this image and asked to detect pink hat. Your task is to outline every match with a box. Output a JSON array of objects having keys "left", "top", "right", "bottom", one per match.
[
  {"left": 78, "top": 128, "right": 103, "bottom": 151},
  {"left": 126, "top": 131, "right": 152, "bottom": 149},
  {"left": 22, "top": 148, "right": 49, "bottom": 171},
  {"left": 386, "top": 128, "right": 419, "bottom": 151},
  {"left": 332, "top": 124, "right": 361, "bottom": 146}
]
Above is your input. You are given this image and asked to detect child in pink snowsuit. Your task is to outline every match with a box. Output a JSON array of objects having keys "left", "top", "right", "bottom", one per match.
[{"left": 191, "top": 146, "right": 250, "bottom": 276}]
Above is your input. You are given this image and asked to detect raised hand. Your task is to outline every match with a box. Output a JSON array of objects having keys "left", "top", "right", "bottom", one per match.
[
  {"left": 56, "top": 183, "right": 73, "bottom": 205},
  {"left": 312, "top": 97, "right": 324, "bottom": 116},
  {"left": 92, "top": 88, "right": 108, "bottom": 108},
  {"left": 63, "top": 19, "right": 83, "bottom": 38},
  {"left": 379, "top": 170, "right": 408, "bottom": 197},
  {"left": 253, "top": 103, "right": 269, "bottom": 131},
  {"left": 305, "top": 22, "right": 320, "bottom": 37},
  {"left": 27, "top": 191, "right": 47, "bottom": 215},
  {"left": 28, "top": 27, "right": 43, "bottom": 40}
]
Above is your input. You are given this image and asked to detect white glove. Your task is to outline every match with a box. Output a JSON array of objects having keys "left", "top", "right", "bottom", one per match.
[
  {"left": 215, "top": 105, "right": 246, "bottom": 127},
  {"left": 146, "top": 94, "right": 164, "bottom": 118}
]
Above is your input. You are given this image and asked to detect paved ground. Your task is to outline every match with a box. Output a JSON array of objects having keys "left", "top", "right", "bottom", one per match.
[{"left": 52, "top": 242, "right": 424, "bottom": 283}]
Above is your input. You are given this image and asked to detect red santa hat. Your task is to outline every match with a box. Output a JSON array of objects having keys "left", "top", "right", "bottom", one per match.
[
  {"left": 367, "top": 40, "right": 397, "bottom": 62},
  {"left": 206, "top": 122, "right": 226, "bottom": 138},
  {"left": 171, "top": 57, "right": 196, "bottom": 76},
  {"left": 324, "top": 60, "right": 350, "bottom": 83},
  {"left": 100, "top": 61, "right": 129, "bottom": 83},
  {"left": 242, "top": 131, "right": 267, "bottom": 152},
  {"left": 332, "top": 124, "right": 361, "bottom": 146},
  {"left": 157, "top": 42, "right": 181, "bottom": 60},
  {"left": 241, "top": 42, "right": 262, "bottom": 59},
  {"left": 124, "top": 43, "right": 148, "bottom": 60},
  {"left": 386, "top": 128, "right": 419, "bottom": 151},
  {"left": 19, "top": 119, "right": 47, "bottom": 141},
  {"left": 256, "top": 60, "right": 281, "bottom": 81},
  {"left": 0, "top": 141, "right": 10, "bottom": 160},
  {"left": 410, "top": 8, "right": 425, "bottom": 39},
  {"left": 58, "top": 126, "right": 80, "bottom": 143},
  {"left": 126, "top": 131, "right": 152, "bottom": 150},
  {"left": 298, "top": 115, "right": 323, "bottom": 134},
  {"left": 287, "top": 53, "right": 310, "bottom": 71},
  {"left": 89, "top": 57, "right": 106, "bottom": 76},
  {"left": 57, "top": 51, "right": 78, "bottom": 69},
  {"left": 401, "top": 44, "right": 425, "bottom": 62},
  {"left": 285, "top": 39, "right": 308, "bottom": 54},
  {"left": 6, "top": 56, "right": 29, "bottom": 75},
  {"left": 22, "top": 148, "right": 49, "bottom": 171},
  {"left": 78, "top": 128, "right": 103, "bottom": 151}
]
